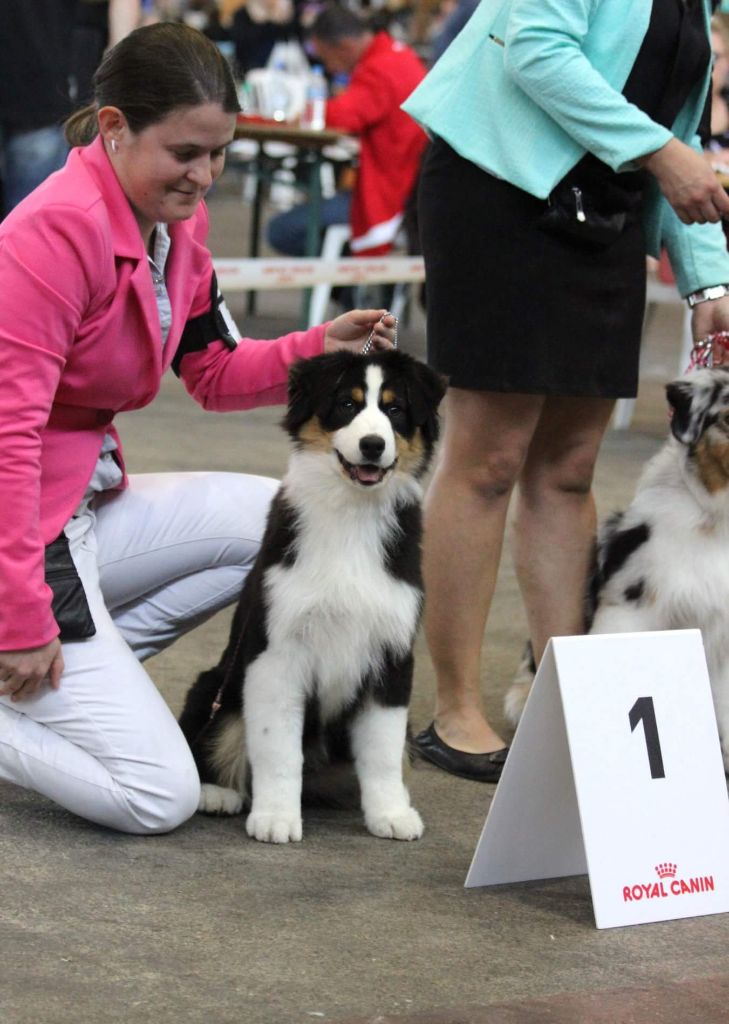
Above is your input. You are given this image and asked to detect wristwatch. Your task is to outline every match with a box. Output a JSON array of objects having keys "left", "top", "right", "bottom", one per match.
[{"left": 686, "top": 284, "right": 729, "bottom": 307}]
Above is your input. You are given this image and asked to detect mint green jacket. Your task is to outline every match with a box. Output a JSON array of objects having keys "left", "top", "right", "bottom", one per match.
[{"left": 403, "top": 0, "right": 729, "bottom": 296}]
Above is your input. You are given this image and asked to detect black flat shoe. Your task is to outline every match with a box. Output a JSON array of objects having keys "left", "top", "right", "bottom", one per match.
[{"left": 412, "top": 723, "right": 508, "bottom": 783}]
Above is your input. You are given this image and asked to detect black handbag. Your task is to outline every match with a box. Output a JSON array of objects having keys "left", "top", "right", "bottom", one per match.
[
  {"left": 538, "top": 175, "right": 642, "bottom": 249},
  {"left": 45, "top": 533, "right": 96, "bottom": 642}
]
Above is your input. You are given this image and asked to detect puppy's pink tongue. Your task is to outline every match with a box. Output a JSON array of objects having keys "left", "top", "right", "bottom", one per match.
[{"left": 356, "top": 465, "right": 382, "bottom": 484}]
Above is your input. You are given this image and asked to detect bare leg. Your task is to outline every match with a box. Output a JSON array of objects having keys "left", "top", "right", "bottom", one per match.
[
  {"left": 423, "top": 388, "right": 545, "bottom": 753},
  {"left": 512, "top": 396, "right": 616, "bottom": 662}
]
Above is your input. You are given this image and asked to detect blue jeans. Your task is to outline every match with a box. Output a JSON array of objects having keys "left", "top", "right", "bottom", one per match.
[
  {"left": 266, "top": 191, "right": 352, "bottom": 257},
  {"left": 0, "top": 123, "right": 68, "bottom": 216}
]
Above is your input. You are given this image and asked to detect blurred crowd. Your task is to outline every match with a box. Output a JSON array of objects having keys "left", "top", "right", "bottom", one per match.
[
  {"left": 151, "top": 0, "right": 477, "bottom": 71},
  {"left": 0, "top": 0, "right": 481, "bottom": 220},
  {"left": 7, "top": 1, "right": 729, "bottom": 257}
]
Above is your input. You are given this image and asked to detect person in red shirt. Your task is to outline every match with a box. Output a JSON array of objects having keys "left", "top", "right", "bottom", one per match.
[{"left": 266, "top": 5, "right": 427, "bottom": 258}]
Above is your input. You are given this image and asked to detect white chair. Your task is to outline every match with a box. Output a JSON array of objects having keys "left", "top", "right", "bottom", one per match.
[
  {"left": 306, "top": 217, "right": 418, "bottom": 328},
  {"left": 306, "top": 223, "right": 352, "bottom": 328}
]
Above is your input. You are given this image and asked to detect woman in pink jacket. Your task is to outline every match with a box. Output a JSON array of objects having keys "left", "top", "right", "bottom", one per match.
[{"left": 0, "top": 23, "right": 394, "bottom": 834}]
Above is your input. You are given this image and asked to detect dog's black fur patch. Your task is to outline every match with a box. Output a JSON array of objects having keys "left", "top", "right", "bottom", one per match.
[{"left": 623, "top": 579, "right": 645, "bottom": 603}]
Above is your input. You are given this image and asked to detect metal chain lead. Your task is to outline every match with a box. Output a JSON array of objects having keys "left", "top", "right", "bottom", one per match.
[{"left": 361, "top": 311, "right": 398, "bottom": 356}]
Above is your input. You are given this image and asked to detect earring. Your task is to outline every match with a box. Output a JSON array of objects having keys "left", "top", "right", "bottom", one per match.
[{"left": 111, "top": 139, "right": 119, "bottom": 154}]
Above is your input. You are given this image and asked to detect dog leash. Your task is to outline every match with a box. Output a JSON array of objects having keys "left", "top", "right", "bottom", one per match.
[
  {"left": 188, "top": 604, "right": 252, "bottom": 750},
  {"left": 360, "top": 311, "right": 398, "bottom": 356},
  {"left": 687, "top": 330, "right": 729, "bottom": 370}
]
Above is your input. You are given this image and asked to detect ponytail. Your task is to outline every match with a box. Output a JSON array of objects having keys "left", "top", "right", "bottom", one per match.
[{"left": 64, "top": 104, "right": 99, "bottom": 147}]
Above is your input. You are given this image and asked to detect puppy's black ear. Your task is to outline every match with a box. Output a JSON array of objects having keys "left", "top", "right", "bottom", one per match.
[
  {"left": 283, "top": 351, "right": 355, "bottom": 436},
  {"left": 407, "top": 360, "right": 447, "bottom": 443},
  {"left": 666, "top": 378, "right": 703, "bottom": 444},
  {"left": 283, "top": 356, "right": 322, "bottom": 436}
]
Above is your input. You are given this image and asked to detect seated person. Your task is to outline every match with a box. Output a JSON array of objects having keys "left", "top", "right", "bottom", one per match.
[{"left": 266, "top": 4, "right": 427, "bottom": 258}]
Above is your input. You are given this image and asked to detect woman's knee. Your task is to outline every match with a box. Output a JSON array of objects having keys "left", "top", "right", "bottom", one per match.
[
  {"left": 555, "top": 454, "right": 598, "bottom": 496},
  {"left": 521, "top": 399, "right": 613, "bottom": 499},
  {"left": 437, "top": 395, "right": 538, "bottom": 500},
  {"left": 522, "top": 444, "right": 599, "bottom": 500},
  {"left": 117, "top": 763, "right": 201, "bottom": 836},
  {"left": 266, "top": 208, "right": 308, "bottom": 256},
  {"left": 453, "top": 449, "right": 525, "bottom": 500}
]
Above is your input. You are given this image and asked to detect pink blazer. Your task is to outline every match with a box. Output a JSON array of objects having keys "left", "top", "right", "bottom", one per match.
[{"left": 0, "top": 137, "right": 325, "bottom": 649}]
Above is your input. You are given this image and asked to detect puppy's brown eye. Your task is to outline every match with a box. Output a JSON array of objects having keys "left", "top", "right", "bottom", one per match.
[{"left": 338, "top": 397, "right": 355, "bottom": 412}]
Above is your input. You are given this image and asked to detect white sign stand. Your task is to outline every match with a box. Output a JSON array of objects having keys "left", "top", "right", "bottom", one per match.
[{"left": 466, "top": 630, "right": 729, "bottom": 929}]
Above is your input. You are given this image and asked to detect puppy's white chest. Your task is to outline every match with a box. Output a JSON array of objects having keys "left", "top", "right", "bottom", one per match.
[
  {"left": 267, "top": 552, "right": 418, "bottom": 651},
  {"left": 264, "top": 529, "right": 420, "bottom": 710}
]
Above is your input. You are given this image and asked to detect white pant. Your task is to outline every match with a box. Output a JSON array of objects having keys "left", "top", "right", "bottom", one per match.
[{"left": 0, "top": 472, "right": 278, "bottom": 834}]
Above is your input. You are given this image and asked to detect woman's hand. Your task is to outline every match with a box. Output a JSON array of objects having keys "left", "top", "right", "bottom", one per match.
[
  {"left": 641, "top": 138, "right": 729, "bottom": 224},
  {"left": 0, "top": 639, "right": 64, "bottom": 703},
  {"left": 691, "top": 294, "right": 729, "bottom": 348},
  {"left": 323, "top": 309, "right": 397, "bottom": 355}
]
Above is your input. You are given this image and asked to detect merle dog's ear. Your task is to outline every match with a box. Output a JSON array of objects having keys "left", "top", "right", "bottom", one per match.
[
  {"left": 666, "top": 378, "right": 703, "bottom": 444},
  {"left": 407, "top": 360, "right": 447, "bottom": 443}
]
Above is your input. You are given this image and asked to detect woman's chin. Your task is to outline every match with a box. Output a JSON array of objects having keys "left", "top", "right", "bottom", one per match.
[{"left": 166, "top": 192, "right": 204, "bottom": 219}]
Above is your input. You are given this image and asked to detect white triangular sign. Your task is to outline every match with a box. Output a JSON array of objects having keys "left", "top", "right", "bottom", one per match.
[
  {"left": 465, "top": 642, "right": 587, "bottom": 886},
  {"left": 466, "top": 631, "right": 729, "bottom": 929}
]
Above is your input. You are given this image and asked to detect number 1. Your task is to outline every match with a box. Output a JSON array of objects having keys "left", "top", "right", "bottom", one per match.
[{"left": 629, "top": 696, "right": 666, "bottom": 779}]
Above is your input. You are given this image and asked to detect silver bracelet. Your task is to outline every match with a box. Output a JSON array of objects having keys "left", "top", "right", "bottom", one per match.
[{"left": 686, "top": 284, "right": 729, "bottom": 308}]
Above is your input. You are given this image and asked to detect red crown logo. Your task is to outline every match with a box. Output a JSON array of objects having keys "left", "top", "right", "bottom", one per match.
[{"left": 655, "top": 862, "right": 677, "bottom": 879}]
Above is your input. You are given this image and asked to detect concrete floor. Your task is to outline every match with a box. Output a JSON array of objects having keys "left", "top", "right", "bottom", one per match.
[{"left": 3, "top": 171, "right": 729, "bottom": 1024}]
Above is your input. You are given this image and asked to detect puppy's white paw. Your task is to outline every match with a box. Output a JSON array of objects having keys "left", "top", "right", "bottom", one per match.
[
  {"left": 246, "top": 809, "right": 303, "bottom": 844},
  {"left": 366, "top": 806, "right": 424, "bottom": 841},
  {"left": 198, "top": 783, "right": 243, "bottom": 816}
]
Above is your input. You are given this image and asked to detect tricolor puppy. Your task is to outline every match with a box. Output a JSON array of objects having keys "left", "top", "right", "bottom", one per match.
[
  {"left": 180, "top": 349, "right": 445, "bottom": 843},
  {"left": 505, "top": 367, "right": 729, "bottom": 772}
]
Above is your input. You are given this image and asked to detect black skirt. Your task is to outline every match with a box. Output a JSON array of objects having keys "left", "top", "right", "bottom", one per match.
[{"left": 418, "top": 139, "right": 647, "bottom": 398}]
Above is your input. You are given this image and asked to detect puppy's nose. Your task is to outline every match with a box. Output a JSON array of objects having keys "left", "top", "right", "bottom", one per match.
[{"left": 359, "top": 434, "right": 386, "bottom": 461}]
